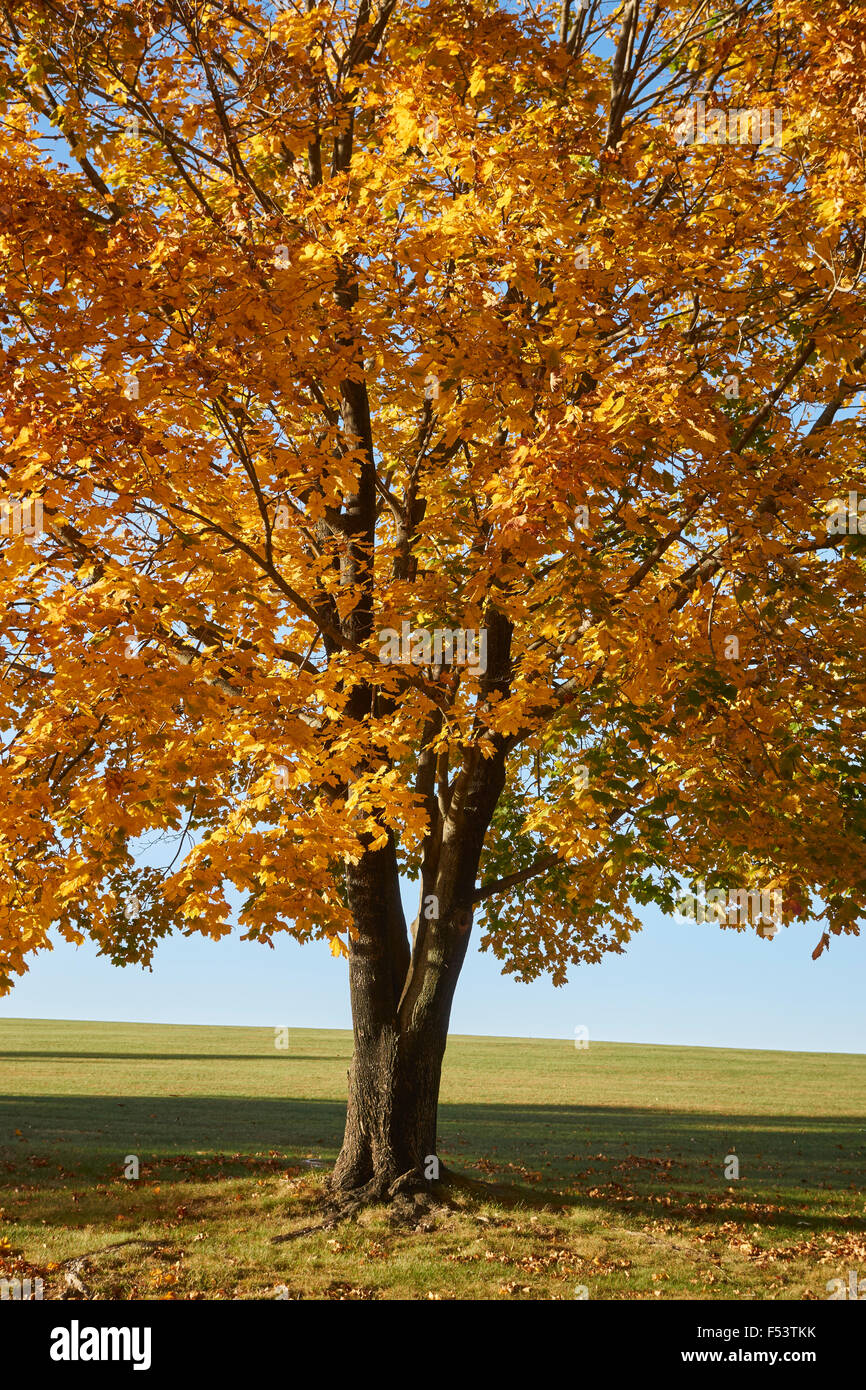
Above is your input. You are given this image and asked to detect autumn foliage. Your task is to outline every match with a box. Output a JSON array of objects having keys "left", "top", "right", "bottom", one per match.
[{"left": 0, "top": 0, "right": 864, "bottom": 1185}]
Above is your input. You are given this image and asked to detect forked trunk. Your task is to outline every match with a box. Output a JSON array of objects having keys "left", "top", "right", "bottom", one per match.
[
  {"left": 330, "top": 854, "right": 476, "bottom": 1197},
  {"left": 331, "top": 614, "right": 511, "bottom": 1198},
  {"left": 330, "top": 895, "right": 474, "bottom": 1196}
]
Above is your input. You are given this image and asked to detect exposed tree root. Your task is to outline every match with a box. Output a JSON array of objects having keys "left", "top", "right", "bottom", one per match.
[
  {"left": 271, "top": 1214, "right": 342, "bottom": 1244},
  {"left": 271, "top": 1166, "right": 452, "bottom": 1242},
  {"left": 57, "top": 1238, "right": 175, "bottom": 1299},
  {"left": 270, "top": 1158, "right": 571, "bottom": 1245}
]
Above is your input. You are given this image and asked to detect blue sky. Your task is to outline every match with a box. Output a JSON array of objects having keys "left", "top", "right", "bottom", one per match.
[{"left": 3, "top": 886, "right": 863, "bottom": 1054}]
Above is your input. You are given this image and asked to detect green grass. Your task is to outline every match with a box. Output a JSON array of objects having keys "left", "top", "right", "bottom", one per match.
[{"left": 1, "top": 1018, "right": 864, "bottom": 1299}]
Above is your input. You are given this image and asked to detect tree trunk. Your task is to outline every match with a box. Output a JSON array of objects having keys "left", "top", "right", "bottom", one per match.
[
  {"left": 330, "top": 891, "right": 473, "bottom": 1197},
  {"left": 330, "top": 819, "right": 498, "bottom": 1198},
  {"left": 331, "top": 1009, "right": 448, "bottom": 1196},
  {"left": 330, "top": 609, "right": 513, "bottom": 1200}
]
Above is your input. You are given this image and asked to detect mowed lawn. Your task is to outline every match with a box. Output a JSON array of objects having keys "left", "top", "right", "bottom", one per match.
[{"left": 0, "top": 1018, "right": 864, "bottom": 1300}]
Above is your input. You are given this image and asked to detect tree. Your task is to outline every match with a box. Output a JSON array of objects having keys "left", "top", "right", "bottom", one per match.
[{"left": 0, "top": 0, "right": 864, "bottom": 1199}]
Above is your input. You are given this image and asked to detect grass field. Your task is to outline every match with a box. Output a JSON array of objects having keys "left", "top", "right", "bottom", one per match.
[{"left": 1, "top": 1018, "right": 864, "bottom": 1300}]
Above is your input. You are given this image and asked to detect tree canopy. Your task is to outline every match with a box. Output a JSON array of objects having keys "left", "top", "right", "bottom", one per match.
[{"left": 1, "top": 0, "right": 865, "bottom": 1001}]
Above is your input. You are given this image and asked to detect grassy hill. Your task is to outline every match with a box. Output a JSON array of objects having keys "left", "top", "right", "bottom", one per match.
[{"left": 1, "top": 1018, "right": 863, "bottom": 1299}]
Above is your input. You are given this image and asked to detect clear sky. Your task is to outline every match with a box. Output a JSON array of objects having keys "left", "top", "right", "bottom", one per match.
[{"left": 3, "top": 882, "right": 863, "bottom": 1054}]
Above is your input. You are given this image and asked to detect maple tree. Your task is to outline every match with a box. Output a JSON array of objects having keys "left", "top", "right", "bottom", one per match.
[{"left": 0, "top": 0, "right": 865, "bottom": 1198}]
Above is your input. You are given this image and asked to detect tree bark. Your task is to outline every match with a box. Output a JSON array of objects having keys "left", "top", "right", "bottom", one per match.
[
  {"left": 331, "top": 609, "right": 513, "bottom": 1199},
  {"left": 330, "top": 776, "right": 502, "bottom": 1198},
  {"left": 331, "top": 1000, "right": 448, "bottom": 1196},
  {"left": 330, "top": 880, "right": 470, "bottom": 1197}
]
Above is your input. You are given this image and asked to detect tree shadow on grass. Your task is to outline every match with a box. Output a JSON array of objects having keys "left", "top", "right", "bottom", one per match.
[
  {"left": 0, "top": 1052, "right": 342, "bottom": 1063},
  {"left": 0, "top": 1095, "right": 863, "bottom": 1235}
]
